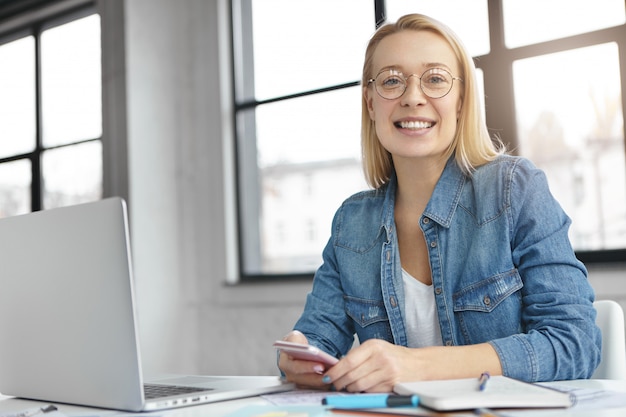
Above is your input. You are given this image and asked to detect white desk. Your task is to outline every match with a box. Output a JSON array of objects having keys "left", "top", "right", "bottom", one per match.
[{"left": 1, "top": 380, "right": 625, "bottom": 417}]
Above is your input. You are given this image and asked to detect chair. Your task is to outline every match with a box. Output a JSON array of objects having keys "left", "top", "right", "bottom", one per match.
[{"left": 591, "top": 300, "right": 626, "bottom": 380}]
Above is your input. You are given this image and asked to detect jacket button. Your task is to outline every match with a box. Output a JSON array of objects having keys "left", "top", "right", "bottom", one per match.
[
  {"left": 390, "top": 296, "right": 397, "bottom": 307},
  {"left": 445, "top": 340, "right": 453, "bottom": 346},
  {"left": 430, "top": 241, "right": 437, "bottom": 248},
  {"left": 422, "top": 218, "right": 430, "bottom": 224},
  {"left": 483, "top": 296, "right": 491, "bottom": 306},
  {"left": 435, "top": 287, "right": 442, "bottom": 295}
]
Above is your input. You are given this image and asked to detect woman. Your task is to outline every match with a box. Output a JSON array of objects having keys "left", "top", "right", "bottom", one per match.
[{"left": 278, "top": 14, "right": 601, "bottom": 393}]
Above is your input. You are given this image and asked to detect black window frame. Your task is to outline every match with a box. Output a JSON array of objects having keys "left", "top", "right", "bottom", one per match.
[{"left": 0, "top": 0, "right": 100, "bottom": 214}]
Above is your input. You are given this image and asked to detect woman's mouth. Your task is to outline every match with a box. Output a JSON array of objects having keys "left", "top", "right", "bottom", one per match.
[{"left": 395, "top": 120, "right": 434, "bottom": 130}]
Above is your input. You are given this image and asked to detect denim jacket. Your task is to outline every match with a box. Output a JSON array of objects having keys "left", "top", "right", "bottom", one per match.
[{"left": 294, "top": 155, "right": 601, "bottom": 382}]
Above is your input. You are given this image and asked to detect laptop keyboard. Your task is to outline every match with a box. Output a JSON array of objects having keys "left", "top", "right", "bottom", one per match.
[{"left": 144, "top": 383, "right": 212, "bottom": 399}]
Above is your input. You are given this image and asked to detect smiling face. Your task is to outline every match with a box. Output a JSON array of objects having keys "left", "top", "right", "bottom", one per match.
[{"left": 364, "top": 30, "right": 463, "bottom": 166}]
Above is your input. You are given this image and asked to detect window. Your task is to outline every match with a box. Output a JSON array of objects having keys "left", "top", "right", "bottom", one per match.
[
  {"left": 233, "top": 0, "right": 373, "bottom": 278},
  {"left": 0, "top": 5, "right": 102, "bottom": 218},
  {"left": 232, "top": 0, "right": 626, "bottom": 281},
  {"left": 386, "top": 0, "right": 490, "bottom": 56},
  {"left": 502, "top": 0, "right": 625, "bottom": 48},
  {"left": 513, "top": 43, "right": 625, "bottom": 250},
  {"left": 500, "top": 0, "right": 626, "bottom": 260}
]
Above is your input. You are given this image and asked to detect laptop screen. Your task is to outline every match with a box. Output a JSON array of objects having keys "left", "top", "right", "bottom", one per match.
[{"left": 0, "top": 198, "right": 146, "bottom": 410}]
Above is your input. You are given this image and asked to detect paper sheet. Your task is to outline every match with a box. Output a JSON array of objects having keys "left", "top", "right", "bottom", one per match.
[
  {"left": 538, "top": 382, "right": 626, "bottom": 410},
  {"left": 261, "top": 390, "right": 349, "bottom": 406},
  {"left": 0, "top": 407, "right": 68, "bottom": 417}
]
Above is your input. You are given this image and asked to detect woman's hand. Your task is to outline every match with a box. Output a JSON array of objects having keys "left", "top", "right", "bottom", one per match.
[
  {"left": 277, "top": 330, "right": 333, "bottom": 390},
  {"left": 321, "top": 339, "right": 502, "bottom": 393},
  {"left": 321, "top": 339, "right": 416, "bottom": 392}
]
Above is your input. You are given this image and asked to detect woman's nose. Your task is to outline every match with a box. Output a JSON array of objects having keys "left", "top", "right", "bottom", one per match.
[{"left": 400, "top": 76, "right": 428, "bottom": 106}]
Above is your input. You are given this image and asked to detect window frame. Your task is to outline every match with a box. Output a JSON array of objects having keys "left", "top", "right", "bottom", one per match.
[
  {"left": 0, "top": 0, "right": 100, "bottom": 214},
  {"left": 232, "top": 0, "right": 626, "bottom": 282}
]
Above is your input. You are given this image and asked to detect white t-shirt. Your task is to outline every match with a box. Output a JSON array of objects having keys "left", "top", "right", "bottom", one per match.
[{"left": 402, "top": 268, "right": 443, "bottom": 348}]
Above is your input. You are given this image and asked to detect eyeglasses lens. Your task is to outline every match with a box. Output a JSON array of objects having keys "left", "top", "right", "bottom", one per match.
[{"left": 374, "top": 69, "right": 454, "bottom": 99}]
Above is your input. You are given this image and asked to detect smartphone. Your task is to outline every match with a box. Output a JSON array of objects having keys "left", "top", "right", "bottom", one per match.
[{"left": 273, "top": 340, "right": 339, "bottom": 366}]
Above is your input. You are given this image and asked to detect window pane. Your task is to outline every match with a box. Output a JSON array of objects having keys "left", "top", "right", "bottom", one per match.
[
  {"left": 386, "top": 0, "right": 490, "bottom": 56},
  {"left": 257, "top": 88, "right": 363, "bottom": 166},
  {"left": 262, "top": 158, "right": 366, "bottom": 274},
  {"left": 249, "top": 0, "right": 374, "bottom": 101},
  {"left": 0, "top": 36, "right": 35, "bottom": 158},
  {"left": 42, "top": 141, "right": 102, "bottom": 209},
  {"left": 503, "top": 0, "right": 626, "bottom": 48},
  {"left": 41, "top": 14, "right": 102, "bottom": 146},
  {"left": 240, "top": 87, "right": 367, "bottom": 275},
  {"left": 0, "top": 159, "right": 31, "bottom": 218},
  {"left": 513, "top": 43, "right": 625, "bottom": 250}
]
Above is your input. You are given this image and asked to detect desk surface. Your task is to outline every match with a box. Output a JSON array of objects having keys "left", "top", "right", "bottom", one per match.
[{"left": 1, "top": 379, "right": 625, "bottom": 417}]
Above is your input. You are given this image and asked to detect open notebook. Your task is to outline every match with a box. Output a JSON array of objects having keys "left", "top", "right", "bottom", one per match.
[
  {"left": 394, "top": 375, "right": 573, "bottom": 411},
  {"left": 0, "top": 198, "right": 293, "bottom": 412}
]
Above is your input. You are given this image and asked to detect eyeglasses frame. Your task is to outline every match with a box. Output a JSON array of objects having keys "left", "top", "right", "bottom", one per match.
[{"left": 367, "top": 67, "right": 463, "bottom": 100}]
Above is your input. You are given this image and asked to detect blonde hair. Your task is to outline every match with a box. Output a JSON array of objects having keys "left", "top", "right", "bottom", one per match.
[{"left": 361, "top": 14, "right": 505, "bottom": 189}]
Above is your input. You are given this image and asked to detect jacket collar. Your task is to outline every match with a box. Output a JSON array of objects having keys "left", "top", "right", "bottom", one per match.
[
  {"left": 381, "top": 157, "right": 466, "bottom": 231},
  {"left": 423, "top": 157, "right": 466, "bottom": 228}
]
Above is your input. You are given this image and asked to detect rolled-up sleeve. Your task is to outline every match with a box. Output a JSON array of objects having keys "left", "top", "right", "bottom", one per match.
[{"left": 490, "top": 158, "right": 601, "bottom": 381}]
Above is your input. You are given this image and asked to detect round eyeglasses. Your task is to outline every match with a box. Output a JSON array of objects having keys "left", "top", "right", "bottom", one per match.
[{"left": 367, "top": 68, "right": 463, "bottom": 100}]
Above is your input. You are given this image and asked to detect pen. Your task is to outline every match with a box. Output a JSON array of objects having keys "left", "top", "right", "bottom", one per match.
[
  {"left": 478, "top": 371, "right": 490, "bottom": 391},
  {"left": 322, "top": 393, "right": 419, "bottom": 408}
]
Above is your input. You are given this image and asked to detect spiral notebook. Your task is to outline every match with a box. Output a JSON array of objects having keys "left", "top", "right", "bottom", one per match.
[{"left": 394, "top": 376, "right": 573, "bottom": 411}]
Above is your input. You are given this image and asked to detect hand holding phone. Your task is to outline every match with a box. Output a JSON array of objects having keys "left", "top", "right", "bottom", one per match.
[{"left": 273, "top": 340, "right": 339, "bottom": 366}]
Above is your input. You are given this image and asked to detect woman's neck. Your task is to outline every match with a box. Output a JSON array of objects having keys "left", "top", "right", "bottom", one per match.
[{"left": 393, "top": 156, "right": 447, "bottom": 211}]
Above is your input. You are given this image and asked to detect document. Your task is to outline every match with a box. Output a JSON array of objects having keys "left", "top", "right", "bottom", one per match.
[
  {"left": 224, "top": 404, "right": 327, "bottom": 417},
  {"left": 539, "top": 381, "right": 626, "bottom": 410},
  {"left": 262, "top": 389, "right": 347, "bottom": 405},
  {"left": 394, "top": 376, "right": 572, "bottom": 411},
  {"left": 0, "top": 406, "right": 67, "bottom": 417}
]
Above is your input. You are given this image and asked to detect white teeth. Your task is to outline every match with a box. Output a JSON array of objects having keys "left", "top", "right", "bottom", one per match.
[{"left": 399, "top": 120, "right": 433, "bottom": 129}]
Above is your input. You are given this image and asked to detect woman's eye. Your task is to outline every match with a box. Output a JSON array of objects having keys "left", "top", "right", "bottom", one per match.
[
  {"left": 381, "top": 77, "right": 403, "bottom": 88},
  {"left": 425, "top": 75, "right": 447, "bottom": 85}
]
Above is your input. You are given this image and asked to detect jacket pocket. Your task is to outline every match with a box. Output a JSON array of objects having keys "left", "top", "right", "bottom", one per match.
[
  {"left": 344, "top": 296, "right": 393, "bottom": 342},
  {"left": 452, "top": 269, "right": 523, "bottom": 344},
  {"left": 453, "top": 269, "right": 523, "bottom": 313}
]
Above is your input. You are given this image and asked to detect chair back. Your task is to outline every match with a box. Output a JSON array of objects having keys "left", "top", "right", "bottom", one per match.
[{"left": 592, "top": 300, "right": 626, "bottom": 380}]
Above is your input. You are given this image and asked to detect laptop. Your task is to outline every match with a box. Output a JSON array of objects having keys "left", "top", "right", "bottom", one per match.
[{"left": 0, "top": 197, "right": 293, "bottom": 412}]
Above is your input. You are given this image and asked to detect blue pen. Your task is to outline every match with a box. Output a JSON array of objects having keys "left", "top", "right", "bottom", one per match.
[
  {"left": 478, "top": 372, "right": 490, "bottom": 391},
  {"left": 322, "top": 394, "right": 419, "bottom": 408}
]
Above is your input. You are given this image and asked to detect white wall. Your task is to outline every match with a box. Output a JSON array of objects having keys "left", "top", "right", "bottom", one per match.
[
  {"left": 589, "top": 265, "right": 626, "bottom": 305},
  {"left": 101, "top": 0, "right": 313, "bottom": 377},
  {"left": 99, "top": 0, "right": 626, "bottom": 378}
]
